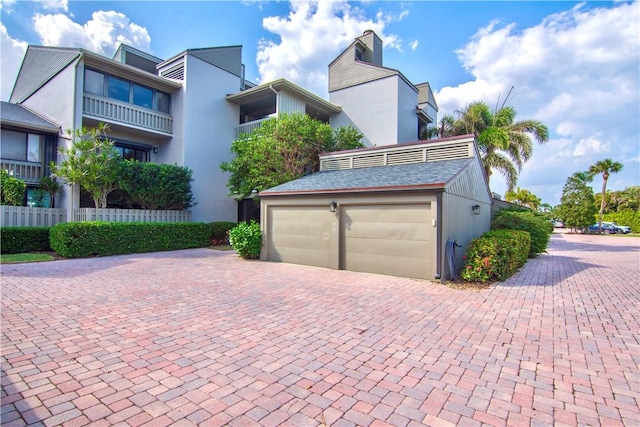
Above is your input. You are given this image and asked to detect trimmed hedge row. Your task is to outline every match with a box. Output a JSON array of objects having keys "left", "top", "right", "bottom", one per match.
[
  {"left": 461, "top": 229, "right": 531, "bottom": 283},
  {"left": 491, "top": 210, "right": 553, "bottom": 257},
  {"left": 50, "top": 222, "right": 214, "bottom": 258},
  {"left": 1, "top": 227, "right": 51, "bottom": 254},
  {"left": 210, "top": 221, "right": 237, "bottom": 245}
]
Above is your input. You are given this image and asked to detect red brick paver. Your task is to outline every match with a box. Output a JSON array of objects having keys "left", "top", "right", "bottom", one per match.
[{"left": 2, "top": 233, "right": 639, "bottom": 425}]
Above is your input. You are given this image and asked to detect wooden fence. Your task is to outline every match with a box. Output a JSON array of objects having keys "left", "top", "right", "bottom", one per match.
[{"left": 0, "top": 206, "right": 191, "bottom": 227}]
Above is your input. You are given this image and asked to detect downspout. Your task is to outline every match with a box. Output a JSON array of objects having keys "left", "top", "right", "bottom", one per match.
[{"left": 269, "top": 84, "right": 279, "bottom": 115}]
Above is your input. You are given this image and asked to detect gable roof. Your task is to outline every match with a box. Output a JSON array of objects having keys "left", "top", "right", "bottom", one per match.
[
  {"left": 0, "top": 101, "right": 60, "bottom": 133},
  {"left": 259, "top": 158, "right": 472, "bottom": 196}
]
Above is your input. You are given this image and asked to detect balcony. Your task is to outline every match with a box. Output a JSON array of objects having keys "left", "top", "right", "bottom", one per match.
[
  {"left": 1, "top": 160, "right": 42, "bottom": 184},
  {"left": 83, "top": 93, "right": 173, "bottom": 136},
  {"left": 234, "top": 118, "right": 269, "bottom": 139}
]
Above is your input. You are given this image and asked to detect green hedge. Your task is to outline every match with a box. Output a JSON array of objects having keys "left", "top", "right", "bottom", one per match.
[
  {"left": 50, "top": 222, "right": 212, "bottom": 258},
  {"left": 491, "top": 210, "right": 552, "bottom": 257},
  {"left": 462, "top": 229, "right": 530, "bottom": 283},
  {"left": 603, "top": 211, "right": 640, "bottom": 233},
  {"left": 0, "top": 227, "right": 51, "bottom": 254},
  {"left": 210, "top": 221, "right": 236, "bottom": 245}
]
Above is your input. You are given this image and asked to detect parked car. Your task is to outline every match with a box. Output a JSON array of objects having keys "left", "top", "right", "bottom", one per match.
[
  {"left": 551, "top": 220, "right": 564, "bottom": 228},
  {"left": 603, "top": 221, "right": 631, "bottom": 234},
  {"left": 587, "top": 223, "right": 620, "bottom": 234}
]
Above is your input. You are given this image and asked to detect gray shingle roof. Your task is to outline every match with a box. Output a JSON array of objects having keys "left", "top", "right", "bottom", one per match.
[
  {"left": 260, "top": 158, "right": 473, "bottom": 196},
  {"left": 1, "top": 102, "right": 60, "bottom": 133}
]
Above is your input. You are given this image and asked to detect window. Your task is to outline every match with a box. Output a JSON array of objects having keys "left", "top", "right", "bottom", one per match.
[
  {"left": 355, "top": 48, "right": 363, "bottom": 61},
  {"left": 84, "top": 68, "right": 171, "bottom": 114},
  {"left": 132, "top": 84, "right": 153, "bottom": 109},
  {"left": 85, "top": 69, "right": 105, "bottom": 95},
  {"left": 107, "top": 76, "right": 130, "bottom": 102},
  {"left": 1, "top": 130, "right": 41, "bottom": 162},
  {"left": 114, "top": 144, "right": 149, "bottom": 162}
]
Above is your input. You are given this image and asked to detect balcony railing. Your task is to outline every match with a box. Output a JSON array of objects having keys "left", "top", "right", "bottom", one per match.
[
  {"left": 83, "top": 93, "right": 173, "bottom": 135},
  {"left": 1, "top": 160, "right": 42, "bottom": 184},
  {"left": 235, "top": 118, "right": 270, "bottom": 139}
]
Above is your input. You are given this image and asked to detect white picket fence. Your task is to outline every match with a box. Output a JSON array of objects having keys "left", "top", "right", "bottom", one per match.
[{"left": 0, "top": 206, "right": 191, "bottom": 227}]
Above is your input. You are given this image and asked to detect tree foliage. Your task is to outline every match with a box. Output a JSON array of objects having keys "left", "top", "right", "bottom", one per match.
[
  {"left": 588, "top": 158, "right": 624, "bottom": 230},
  {"left": 120, "top": 162, "right": 195, "bottom": 210},
  {"left": 51, "top": 123, "right": 122, "bottom": 209},
  {"left": 1, "top": 170, "right": 26, "bottom": 206},
  {"left": 556, "top": 172, "right": 597, "bottom": 232},
  {"left": 220, "top": 113, "right": 364, "bottom": 198},
  {"left": 504, "top": 187, "right": 542, "bottom": 210},
  {"left": 430, "top": 101, "right": 549, "bottom": 192},
  {"left": 595, "top": 186, "right": 640, "bottom": 213}
]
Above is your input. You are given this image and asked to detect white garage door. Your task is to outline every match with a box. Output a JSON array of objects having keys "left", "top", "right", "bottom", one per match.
[
  {"left": 266, "top": 205, "right": 333, "bottom": 268},
  {"left": 340, "top": 203, "right": 434, "bottom": 279}
]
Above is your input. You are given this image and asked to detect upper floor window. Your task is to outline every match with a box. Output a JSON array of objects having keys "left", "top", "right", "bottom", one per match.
[
  {"left": 84, "top": 68, "right": 171, "bottom": 114},
  {"left": 1, "top": 130, "right": 42, "bottom": 163},
  {"left": 355, "top": 48, "right": 364, "bottom": 61}
]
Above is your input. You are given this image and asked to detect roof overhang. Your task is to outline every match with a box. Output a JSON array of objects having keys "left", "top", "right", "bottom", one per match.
[
  {"left": 0, "top": 118, "right": 59, "bottom": 133},
  {"left": 260, "top": 182, "right": 446, "bottom": 197},
  {"left": 226, "top": 78, "right": 342, "bottom": 115}
]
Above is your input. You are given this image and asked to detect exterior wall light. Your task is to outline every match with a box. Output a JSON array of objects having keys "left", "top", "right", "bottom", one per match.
[
  {"left": 329, "top": 201, "right": 337, "bottom": 212},
  {"left": 153, "top": 146, "right": 159, "bottom": 153},
  {"left": 472, "top": 204, "right": 480, "bottom": 215}
]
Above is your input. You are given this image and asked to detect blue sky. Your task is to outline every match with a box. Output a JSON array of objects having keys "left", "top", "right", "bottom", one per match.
[{"left": 2, "top": 1, "right": 638, "bottom": 206}]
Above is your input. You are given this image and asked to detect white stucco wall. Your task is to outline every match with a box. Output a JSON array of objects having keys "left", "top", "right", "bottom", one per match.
[
  {"left": 181, "top": 55, "right": 240, "bottom": 223},
  {"left": 397, "top": 78, "right": 419, "bottom": 144},
  {"left": 329, "top": 76, "right": 399, "bottom": 147}
]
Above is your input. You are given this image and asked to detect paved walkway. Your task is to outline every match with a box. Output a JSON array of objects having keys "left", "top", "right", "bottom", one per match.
[{"left": 1, "top": 233, "right": 639, "bottom": 426}]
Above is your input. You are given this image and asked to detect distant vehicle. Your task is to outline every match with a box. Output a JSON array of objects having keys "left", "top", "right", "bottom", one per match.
[
  {"left": 603, "top": 221, "right": 631, "bottom": 234},
  {"left": 551, "top": 220, "right": 564, "bottom": 228},
  {"left": 587, "top": 223, "right": 620, "bottom": 234}
]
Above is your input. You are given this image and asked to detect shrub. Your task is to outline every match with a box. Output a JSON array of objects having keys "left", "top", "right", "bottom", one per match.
[
  {"left": 119, "top": 162, "right": 195, "bottom": 210},
  {"left": 0, "top": 227, "right": 51, "bottom": 254},
  {"left": 462, "top": 229, "right": 530, "bottom": 282},
  {"left": 491, "top": 210, "right": 552, "bottom": 257},
  {"left": 1, "top": 170, "right": 26, "bottom": 206},
  {"left": 210, "top": 221, "right": 236, "bottom": 245},
  {"left": 603, "top": 211, "right": 640, "bottom": 233},
  {"left": 50, "top": 222, "right": 211, "bottom": 258},
  {"left": 228, "top": 221, "right": 262, "bottom": 259}
]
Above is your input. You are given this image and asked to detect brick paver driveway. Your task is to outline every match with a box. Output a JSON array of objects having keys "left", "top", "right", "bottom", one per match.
[{"left": 2, "top": 233, "right": 639, "bottom": 426}]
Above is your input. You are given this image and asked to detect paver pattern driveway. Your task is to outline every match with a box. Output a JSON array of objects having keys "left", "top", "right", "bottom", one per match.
[{"left": 1, "top": 233, "right": 639, "bottom": 426}]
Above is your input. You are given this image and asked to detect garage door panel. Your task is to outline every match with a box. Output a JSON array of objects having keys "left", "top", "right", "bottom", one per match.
[
  {"left": 267, "top": 206, "right": 333, "bottom": 269},
  {"left": 341, "top": 203, "right": 434, "bottom": 279}
]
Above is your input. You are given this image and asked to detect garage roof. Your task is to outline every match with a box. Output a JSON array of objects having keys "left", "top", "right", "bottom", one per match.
[
  {"left": 259, "top": 158, "right": 472, "bottom": 196},
  {"left": 1, "top": 101, "right": 60, "bottom": 133}
]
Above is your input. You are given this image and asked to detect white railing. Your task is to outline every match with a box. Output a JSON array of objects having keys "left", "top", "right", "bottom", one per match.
[
  {"left": 1, "top": 160, "right": 42, "bottom": 184},
  {"left": 83, "top": 93, "right": 173, "bottom": 135},
  {"left": 1, "top": 206, "right": 66, "bottom": 227},
  {"left": 73, "top": 208, "right": 191, "bottom": 223},
  {"left": 235, "top": 118, "right": 269, "bottom": 139}
]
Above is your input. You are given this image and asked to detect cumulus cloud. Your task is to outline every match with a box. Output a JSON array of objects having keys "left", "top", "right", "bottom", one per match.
[
  {"left": 256, "top": 0, "right": 407, "bottom": 96},
  {"left": 35, "top": 0, "right": 68, "bottom": 12},
  {"left": 0, "top": 23, "right": 27, "bottom": 101},
  {"left": 436, "top": 2, "right": 639, "bottom": 203},
  {"left": 33, "top": 10, "right": 151, "bottom": 56},
  {"left": 409, "top": 39, "right": 419, "bottom": 51}
]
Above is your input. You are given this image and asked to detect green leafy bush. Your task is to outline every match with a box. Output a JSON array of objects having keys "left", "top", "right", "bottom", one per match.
[
  {"left": 210, "top": 221, "right": 236, "bottom": 245},
  {"left": 462, "top": 229, "right": 530, "bottom": 282},
  {"left": 0, "top": 227, "right": 51, "bottom": 254},
  {"left": 603, "top": 211, "right": 640, "bottom": 233},
  {"left": 228, "top": 221, "right": 262, "bottom": 259},
  {"left": 119, "top": 161, "right": 195, "bottom": 210},
  {"left": 491, "top": 210, "right": 552, "bottom": 257},
  {"left": 50, "top": 222, "right": 211, "bottom": 258},
  {"left": 1, "top": 170, "right": 26, "bottom": 206}
]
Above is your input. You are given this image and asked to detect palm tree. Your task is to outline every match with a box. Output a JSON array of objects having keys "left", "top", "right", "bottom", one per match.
[
  {"left": 505, "top": 187, "right": 541, "bottom": 210},
  {"left": 588, "top": 159, "right": 623, "bottom": 231},
  {"left": 449, "top": 101, "right": 549, "bottom": 191}
]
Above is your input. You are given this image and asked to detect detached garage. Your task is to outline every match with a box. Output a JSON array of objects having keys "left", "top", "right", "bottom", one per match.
[{"left": 259, "top": 135, "right": 492, "bottom": 281}]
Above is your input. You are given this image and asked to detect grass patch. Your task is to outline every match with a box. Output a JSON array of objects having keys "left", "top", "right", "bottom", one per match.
[{"left": 1, "top": 252, "right": 56, "bottom": 264}]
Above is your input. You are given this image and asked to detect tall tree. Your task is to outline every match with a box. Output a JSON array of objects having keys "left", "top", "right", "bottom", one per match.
[
  {"left": 556, "top": 172, "right": 597, "bottom": 233},
  {"left": 505, "top": 187, "right": 542, "bottom": 210},
  {"left": 221, "top": 113, "right": 364, "bottom": 198},
  {"left": 51, "top": 123, "right": 123, "bottom": 208},
  {"left": 447, "top": 101, "right": 549, "bottom": 191},
  {"left": 588, "top": 159, "right": 623, "bottom": 231}
]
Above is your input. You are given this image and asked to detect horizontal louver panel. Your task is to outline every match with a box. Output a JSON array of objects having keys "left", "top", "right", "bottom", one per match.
[
  {"left": 161, "top": 63, "right": 185, "bottom": 81},
  {"left": 426, "top": 145, "right": 469, "bottom": 161},
  {"left": 386, "top": 150, "right": 424, "bottom": 165},
  {"left": 353, "top": 155, "right": 384, "bottom": 169},
  {"left": 321, "top": 158, "right": 351, "bottom": 171}
]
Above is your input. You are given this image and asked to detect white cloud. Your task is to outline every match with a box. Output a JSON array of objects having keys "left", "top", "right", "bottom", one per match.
[
  {"left": 0, "top": 0, "right": 17, "bottom": 11},
  {"left": 0, "top": 22, "right": 27, "bottom": 101},
  {"left": 35, "top": 0, "right": 68, "bottom": 12},
  {"left": 436, "top": 2, "right": 639, "bottom": 204},
  {"left": 256, "top": 0, "right": 406, "bottom": 96},
  {"left": 409, "top": 39, "right": 419, "bottom": 51},
  {"left": 33, "top": 10, "right": 151, "bottom": 56}
]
